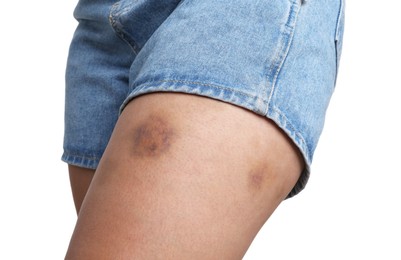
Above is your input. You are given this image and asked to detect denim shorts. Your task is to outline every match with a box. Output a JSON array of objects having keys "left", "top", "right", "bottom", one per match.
[{"left": 62, "top": 0, "right": 345, "bottom": 198}]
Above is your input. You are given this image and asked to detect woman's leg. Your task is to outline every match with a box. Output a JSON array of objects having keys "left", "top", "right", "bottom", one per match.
[
  {"left": 65, "top": 93, "right": 303, "bottom": 259},
  {"left": 68, "top": 165, "right": 95, "bottom": 214}
]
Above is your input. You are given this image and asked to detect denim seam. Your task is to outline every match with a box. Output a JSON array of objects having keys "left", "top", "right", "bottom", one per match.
[
  {"left": 334, "top": 0, "right": 345, "bottom": 83},
  {"left": 62, "top": 152, "right": 101, "bottom": 162},
  {"left": 61, "top": 153, "right": 100, "bottom": 169},
  {"left": 131, "top": 79, "right": 265, "bottom": 101},
  {"left": 270, "top": 105, "right": 310, "bottom": 164},
  {"left": 120, "top": 79, "right": 271, "bottom": 116},
  {"left": 265, "top": 0, "right": 302, "bottom": 115},
  {"left": 109, "top": 1, "right": 141, "bottom": 55},
  {"left": 335, "top": 0, "right": 345, "bottom": 41}
]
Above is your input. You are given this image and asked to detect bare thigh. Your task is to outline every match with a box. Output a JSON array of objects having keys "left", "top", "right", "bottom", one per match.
[{"left": 65, "top": 93, "right": 303, "bottom": 259}]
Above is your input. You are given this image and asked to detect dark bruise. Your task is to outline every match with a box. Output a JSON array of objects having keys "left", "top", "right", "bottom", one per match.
[{"left": 132, "top": 116, "right": 175, "bottom": 158}]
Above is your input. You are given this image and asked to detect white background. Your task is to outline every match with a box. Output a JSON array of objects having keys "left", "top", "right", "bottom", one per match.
[{"left": 1, "top": 0, "right": 400, "bottom": 259}]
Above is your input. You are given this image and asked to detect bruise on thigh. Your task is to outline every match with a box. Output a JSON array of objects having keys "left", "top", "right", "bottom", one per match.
[
  {"left": 131, "top": 115, "right": 176, "bottom": 158},
  {"left": 247, "top": 162, "right": 280, "bottom": 195},
  {"left": 248, "top": 165, "right": 270, "bottom": 193}
]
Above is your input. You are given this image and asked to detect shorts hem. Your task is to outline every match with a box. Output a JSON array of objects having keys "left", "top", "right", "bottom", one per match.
[
  {"left": 61, "top": 152, "right": 100, "bottom": 170},
  {"left": 121, "top": 79, "right": 269, "bottom": 115}
]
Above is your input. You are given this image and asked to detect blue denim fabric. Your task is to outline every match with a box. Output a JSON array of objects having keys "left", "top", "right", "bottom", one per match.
[{"left": 63, "top": 0, "right": 345, "bottom": 198}]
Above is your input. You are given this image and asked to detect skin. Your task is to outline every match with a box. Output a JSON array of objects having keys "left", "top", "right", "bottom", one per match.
[
  {"left": 68, "top": 165, "right": 95, "bottom": 214},
  {"left": 66, "top": 93, "right": 304, "bottom": 259}
]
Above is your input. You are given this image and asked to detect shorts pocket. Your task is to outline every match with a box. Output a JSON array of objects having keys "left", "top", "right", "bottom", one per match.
[{"left": 109, "top": 0, "right": 182, "bottom": 54}]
